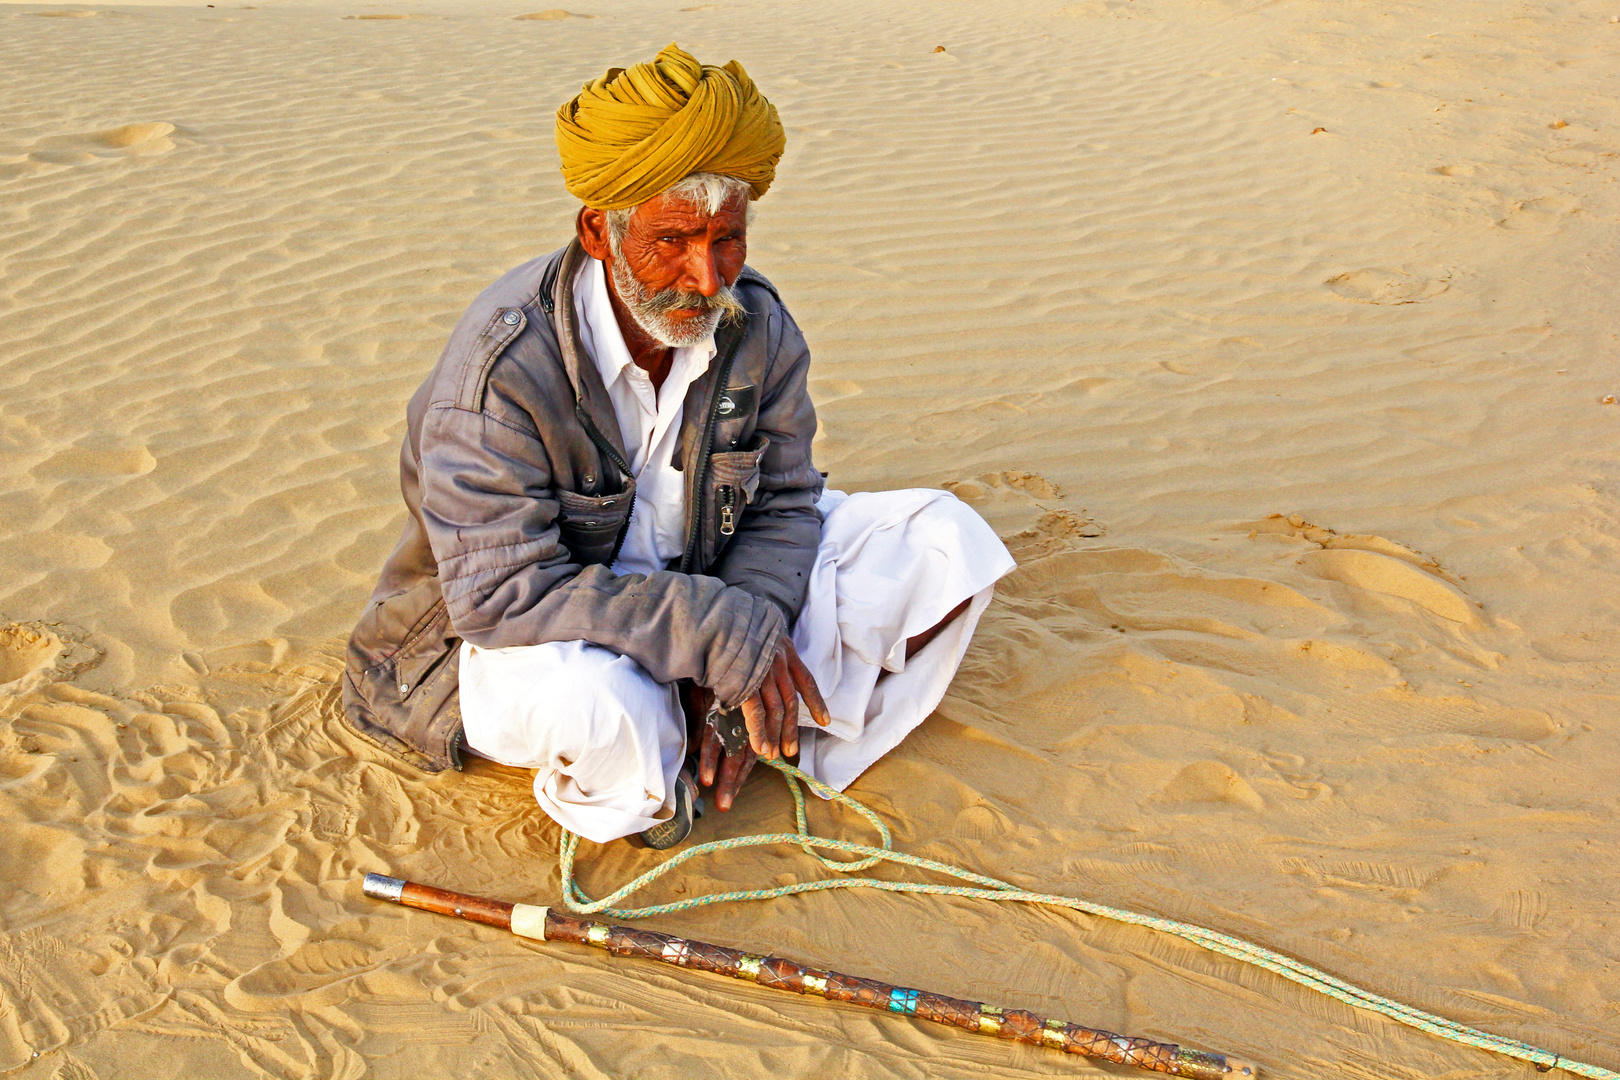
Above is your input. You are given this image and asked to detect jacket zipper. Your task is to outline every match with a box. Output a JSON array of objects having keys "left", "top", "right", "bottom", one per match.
[
  {"left": 718, "top": 485, "right": 736, "bottom": 536},
  {"left": 679, "top": 322, "right": 747, "bottom": 573}
]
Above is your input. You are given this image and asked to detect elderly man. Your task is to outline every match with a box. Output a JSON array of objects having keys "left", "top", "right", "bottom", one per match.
[{"left": 344, "top": 44, "right": 1013, "bottom": 848}]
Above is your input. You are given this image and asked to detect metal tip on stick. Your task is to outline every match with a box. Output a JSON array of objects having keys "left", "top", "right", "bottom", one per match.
[{"left": 363, "top": 873, "right": 406, "bottom": 902}]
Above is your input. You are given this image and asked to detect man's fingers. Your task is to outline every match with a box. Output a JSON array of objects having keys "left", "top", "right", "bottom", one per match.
[
  {"left": 741, "top": 639, "right": 825, "bottom": 760},
  {"left": 758, "top": 676, "right": 783, "bottom": 759},
  {"left": 717, "top": 750, "right": 742, "bottom": 810},
  {"left": 717, "top": 751, "right": 740, "bottom": 810},
  {"left": 698, "top": 722, "right": 721, "bottom": 787},
  {"left": 773, "top": 652, "right": 800, "bottom": 758},
  {"left": 715, "top": 745, "right": 757, "bottom": 811},
  {"left": 740, "top": 694, "right": 770, "bottom": 758},
  {"left": 785, "top": 641, "right": 832, "bottom": 728}
]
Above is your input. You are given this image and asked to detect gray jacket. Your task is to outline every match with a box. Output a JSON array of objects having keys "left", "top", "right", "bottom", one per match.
[{"left": 342, "top": 240, "right": 823, "bottom": 772}]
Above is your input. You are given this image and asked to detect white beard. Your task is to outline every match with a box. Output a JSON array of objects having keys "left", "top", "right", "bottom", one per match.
[{"left": 606, "top": 247, "right": 742, "bottom": 348}]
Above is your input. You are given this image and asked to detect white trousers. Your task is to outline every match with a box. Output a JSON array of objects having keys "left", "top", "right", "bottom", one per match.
[{"left": 459, "top": 489, "right": 1015, "bottom": 844}]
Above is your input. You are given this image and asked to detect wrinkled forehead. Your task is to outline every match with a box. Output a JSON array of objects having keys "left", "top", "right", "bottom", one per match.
[{"left": 629, "top": 189, "right": 750, "bottom": 234}]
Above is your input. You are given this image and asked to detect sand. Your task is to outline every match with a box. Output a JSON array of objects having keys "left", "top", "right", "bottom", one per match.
[{"left": 2, "top": 0, "right": 1618, "bottom": 1075}]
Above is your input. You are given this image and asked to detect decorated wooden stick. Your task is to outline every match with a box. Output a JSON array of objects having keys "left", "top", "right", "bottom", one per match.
[{"left": 363, "top": 873, "right": 1256, "bottom": 1079}]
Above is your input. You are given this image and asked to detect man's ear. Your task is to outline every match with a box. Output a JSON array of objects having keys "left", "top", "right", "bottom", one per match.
[{"left": 576, "top": 207, "right": 613, "bottom": 262}]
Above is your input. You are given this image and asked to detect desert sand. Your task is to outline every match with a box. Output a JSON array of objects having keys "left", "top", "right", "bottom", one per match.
[{"left": 2, "top": 0, "right": 1618, "bottom": 1075}]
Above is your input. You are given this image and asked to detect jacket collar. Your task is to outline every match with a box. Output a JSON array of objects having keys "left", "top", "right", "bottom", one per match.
[
  {"left": 549, "top": 239, "right": 592, "bottom": 402},
  {"left": 549, "top": 240, "right": 631, "bottom": 467}
]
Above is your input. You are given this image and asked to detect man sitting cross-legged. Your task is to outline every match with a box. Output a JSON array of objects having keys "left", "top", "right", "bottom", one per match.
[{"left": 343, "top": 44, "right": 1014, "bottom": 848}]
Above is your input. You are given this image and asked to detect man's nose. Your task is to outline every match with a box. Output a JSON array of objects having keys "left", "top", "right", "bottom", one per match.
[{"left": 683, "top": 241, "right": 722, "bottom": 296}]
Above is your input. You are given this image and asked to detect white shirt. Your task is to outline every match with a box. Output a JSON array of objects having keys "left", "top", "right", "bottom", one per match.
[{"left": 572, "top": 257, "right": 717, "bottom": 577}]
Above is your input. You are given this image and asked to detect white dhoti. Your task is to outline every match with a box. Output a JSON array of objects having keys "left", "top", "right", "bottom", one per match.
[{"left": 458, "top": 488, "right": 1015, "bottom": 844}]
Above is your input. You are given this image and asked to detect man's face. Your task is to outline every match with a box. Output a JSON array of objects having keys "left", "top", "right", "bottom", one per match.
[{"left": 606, "top": 190, "right": 749, "bottom": 348}]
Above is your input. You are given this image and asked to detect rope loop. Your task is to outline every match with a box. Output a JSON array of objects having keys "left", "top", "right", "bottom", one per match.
[{"left": 556, "top": 759, "right": 1617, "bottom": 1080}]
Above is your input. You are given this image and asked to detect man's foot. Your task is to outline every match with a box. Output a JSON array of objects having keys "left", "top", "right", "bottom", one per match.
[{"left": 633, "top": 769, "right": 702, "bottom": 850}]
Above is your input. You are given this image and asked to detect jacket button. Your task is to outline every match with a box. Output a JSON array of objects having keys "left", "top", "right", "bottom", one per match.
[
  {"left": 502, "top": 310, "right": 521, "bottom": 325},
  {"left": 584, "top": 473, "right": 595, "bottom": 485},
  {"left": 399, "top": 683, "right": 411, "bottom": 695},
  {"left": 583, "top": 520, "right": 598, "bottom": 527}
]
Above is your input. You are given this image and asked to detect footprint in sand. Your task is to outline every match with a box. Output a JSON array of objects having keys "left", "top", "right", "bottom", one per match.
[
  {"left": 1325, "top": 268, "right": 1449, "bottom": 305},
  {"left": 1348, "top": 688, "right": 1558, "bottom": 742},
  {"left": 0, "top": 625, "right": 62, "bottom": 690},
  {"left": 1250, "top": 514, "right": 1460, "bottom": 581},
  {"left": 951, "top": 803, "right": 1015, "bottom": 841},
  {"left": 512, "top": 8, "right": 594, "bottom": 18},
  {"left": 1497, "top": 195, "right": 1579, "bottom": 232},
  {"left": 226, "top": 937, "right": 394, "bottom": 1011},
  {"left": 0, "top": 621, "right": 100, "bottom": 698},
  {"left": 945, "top": 470, "right": 1102, "bottom": 553},
  {"left": 1546, "top": 147, "right": 1603, "bottom": 168},
  {"left": 1156, "top": 760, "right": 1264, "bottom": 811},
  {"left": 1249, "top": 514, "right": 1481, "bottom": 624},
  {"left": 1303, "top": 548, "right": 1480, "bottom": 625}
]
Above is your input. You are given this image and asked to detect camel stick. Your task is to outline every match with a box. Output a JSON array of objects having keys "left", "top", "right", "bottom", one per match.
[{"left": 362, "top": 873, "right": 1256, "bottom": 1079}]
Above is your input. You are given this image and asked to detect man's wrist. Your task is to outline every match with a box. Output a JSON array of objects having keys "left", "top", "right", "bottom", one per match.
[{"left": 715, "top": 592, "right": 787, "bottom": 708}]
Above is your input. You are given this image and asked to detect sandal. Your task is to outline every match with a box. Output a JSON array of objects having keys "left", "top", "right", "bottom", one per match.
[{"left": 633, "top": 769, "right": 703, "bottom": 850}]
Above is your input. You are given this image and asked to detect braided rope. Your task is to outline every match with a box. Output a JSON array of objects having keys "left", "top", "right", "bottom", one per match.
[{"left": 558, "top": 759, "right": 1617, "bottom": 1080}]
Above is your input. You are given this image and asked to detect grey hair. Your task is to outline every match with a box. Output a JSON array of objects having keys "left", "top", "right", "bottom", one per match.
[{"left": 605, "top": 172, "right": 754, "bottom": 247}]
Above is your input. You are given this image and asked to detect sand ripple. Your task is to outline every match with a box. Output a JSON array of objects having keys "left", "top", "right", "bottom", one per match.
[{"left": 1, "top": 0, "right": 1617, "bottom": 1075}]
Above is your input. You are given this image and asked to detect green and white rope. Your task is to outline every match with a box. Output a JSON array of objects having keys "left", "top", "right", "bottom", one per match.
[{"left": 557, "top": 758, "right": 1616, "bottom": 1079}]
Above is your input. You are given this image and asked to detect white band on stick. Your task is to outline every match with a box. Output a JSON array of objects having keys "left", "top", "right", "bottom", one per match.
[{"left": 509, "top": 904, "right": 550, "bottom": 941}]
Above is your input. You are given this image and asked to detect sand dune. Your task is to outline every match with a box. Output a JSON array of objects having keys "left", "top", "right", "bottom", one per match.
[{"left": 2, "top": 0, "right": 1618, "bottom": 1075}]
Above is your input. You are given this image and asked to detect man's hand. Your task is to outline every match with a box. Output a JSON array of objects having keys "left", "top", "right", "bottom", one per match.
[
  {"left": 698, "top": 636, "right": 830, "bottom": 811},
  {"left": 740, "top": 635, "right": 830, "bottom": 760}
]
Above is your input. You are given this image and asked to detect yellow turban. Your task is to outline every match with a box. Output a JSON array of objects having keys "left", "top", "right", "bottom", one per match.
[{"left": 555, "top": 43, "right": 786, "bottom": 211}]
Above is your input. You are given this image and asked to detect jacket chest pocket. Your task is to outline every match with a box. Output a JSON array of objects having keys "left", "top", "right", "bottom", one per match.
[
  {"left": 706, "top": 436, "right": 768, "bottom": 550},
  {"left": 711, "top": 383, "right": 759, "bottom": 453},
  {"left": 556, "top": 485, "right": 634, "bottom": 566}
]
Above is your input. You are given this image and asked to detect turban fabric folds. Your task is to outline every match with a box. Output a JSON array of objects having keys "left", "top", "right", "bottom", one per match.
[{"left": 555, "top": 43, "right": 786, "bottom": 211}]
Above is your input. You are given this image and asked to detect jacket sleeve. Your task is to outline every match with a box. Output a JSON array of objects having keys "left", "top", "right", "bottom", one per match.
[
  {"left": 709, "top": 305, "right": 824, "bottom": 622},
  {"left": 415, "top": 386, "right": 784, "bottom": 708}
]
